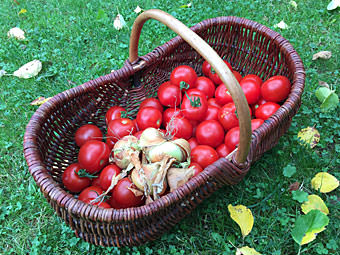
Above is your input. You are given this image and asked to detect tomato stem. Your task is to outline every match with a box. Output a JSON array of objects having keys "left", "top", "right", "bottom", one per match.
[
  {"left": 76, "top": 169, "right": 98, "bottom": 179},
  {"left": 120, "top": 111, "right": 128, "bottom": 118},
  {"left": 185, "top": 92, "right": 202, "bottom": 108},
  {"left": 210, "top": 67, "right": 216, "bottom": 74},
  {"left": 180, "top": 81, "right": 190, "bottom": 90}
]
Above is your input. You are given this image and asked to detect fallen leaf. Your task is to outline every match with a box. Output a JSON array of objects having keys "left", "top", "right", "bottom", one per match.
[
  {"left": 312, "top": 51, "right": 332, "bottom": 60},
  {"left": 297, "top": 127, "right": 320, "bottom": 148},
  {"left": 289, "top": 0, "right": 298, "bottom": 9},
  {"left": 113, "top": 14, "right": 126, "bottom": 30},
  {"left": 180, "top": 2, "right": 192, "bottom": 8},
  {"left": 18, "top": 8, "right": 27, "bottom": 15},
  {"left": 236, "top": 246, "right": 262, "bottom": 255},
  {"left": 0, "top": 70, "right": 7, "bottom": 77},
  {"left": 134, "top": 5, "right": 142, "bottom": 13},
  {"left": 315, "top": 87, "right": 339, "bottom": 112},
  {"left": 327, "top": 0, "right": 340, "bottom": 10},
  {"left": 292, "top": 190, "right": 309, "bottom": 203},
  {"left": 96, "top": 9, "right": 108, "bottom": 21},
  {"left": 228, "top": 204, "right": 254, "bottom": 238},
  {"left": 311, "top": 172, "right": 339, "bottom": 193},
  {"left": 7, "top": 27, "right": 25, "bottom": 40},
  {"left": 30, "top": 97, "right": 51, "bottom": 106},
  {"left": 274, "top": 20, "right": 289, "bottom": 29},
  {"left": 291, "top": 209, "right": 329, "bottom": 245},
  {"left": 301, "top": 195, "right": 329, "bottom": 215},
  {"left": 13, "top": 60, "right": 42, "bottom": 79},
  {"left": 289, "top": 182, "right": 300, "bottom": 192}
]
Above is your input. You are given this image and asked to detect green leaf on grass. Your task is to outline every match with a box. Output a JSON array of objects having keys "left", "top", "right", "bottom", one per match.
[
  {"left": 96, "top": 9, "right": 108, "bottom": 20},
  {"left": 292, "top": 190, "right": 309, "bottom": 203},
  {"left": 283, "top": 164, "right": 296, "bottom": 177},
  {"left": 315, "top": 87, "right": 339, "bottom": 111},
  {"left": 291, "top": 210, "right": 329, "bottom": 245},
  {"left": 315, "top": 87, "right": 332, "bottom": 102}
]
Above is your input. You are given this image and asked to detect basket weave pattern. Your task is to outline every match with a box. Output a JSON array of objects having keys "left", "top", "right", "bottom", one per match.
[{"left": 24, "top": 16, "right": 305, "bottom": 247}]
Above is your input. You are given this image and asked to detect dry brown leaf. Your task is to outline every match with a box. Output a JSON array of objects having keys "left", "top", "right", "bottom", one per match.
[
  {"left": 289, "top": 182, "right": 300, "bottom": 192},
  {"left": 312, "top": 51, "right": 332, "bottom": 60},
  {"left": 318, "top": 81, "right": 330, "bottom": 88}
]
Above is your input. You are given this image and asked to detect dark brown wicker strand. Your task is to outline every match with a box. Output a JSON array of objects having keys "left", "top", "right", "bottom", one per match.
[{"left": 23, "top": 15, "right": 305, "bottom": 247}]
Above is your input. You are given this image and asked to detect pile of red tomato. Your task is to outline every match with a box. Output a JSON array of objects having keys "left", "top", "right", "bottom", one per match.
[{"left": 62, "top": 60, "right": 291, "bottom": 209}]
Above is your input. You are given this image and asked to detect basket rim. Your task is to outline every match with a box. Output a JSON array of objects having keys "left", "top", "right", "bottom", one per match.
[{"left": 23, "top": 15, "right": 305, "bottom": 223}]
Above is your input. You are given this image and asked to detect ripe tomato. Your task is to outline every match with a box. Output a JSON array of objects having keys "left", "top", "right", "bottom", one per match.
[
  {"left": 139, "top": 98, "right": 164, "bottom": 113},
  {"left": 75, "top": 124, "right": 103, "bottom": 147},
  {"left": 188, "top": 137, "right": 199, "bottom": 151},
  {"left": 186, "top": 88, "right": 206, "bottom": 98},
  {"left": 255, "top": 102, "right": 281, "bottom": 120},
  {"left": 194, "top": 77, "right": 215, "bottom": 98},
  {"left": 78, "top": 140, "right": 110, "bottom": 174},
  {"left": 91, "top": 176, "right": 101, "bottom": 187},
  {"left": 207, "top": 60, "right": 233, "bottom": 85},
  {"left": 202, "top": 61, "right": 211, "bottom": 77},
  {"left": 92, "top": 201, "right": 111, "bottom": 208},
  {"left": 195, "top": 120, "right": 225, "bottom": 148},
  {"left": 109, "top": 177, "right": 144, "bottom": 209},
  {"left": 240, "top": 79, "right": 261, "bottom": 105},
  {"left": 134, "top": 130, "right": 143, "bottom": 139},
  {"left": 242, "top": 74, "right": 262, "bottom": 87},
  {"left": 107, "top": 118, "right": 136, "bottom": 142},
  {"left": 78, "top": 186, "right": 104, "bottom": 203},
  {"left": 166, "top": 116, "right": 193, "bottom": 140},
  {"left": 181, "top": 93, "right": 208, "bottom": 121},
  {"left": 216, "top": 143, "right": 231, "bottom": 158},
  {"left": 106, "top": 136, "right": 115, "bottom": 150},
  {"left": 215, "top": 83, "right": 233, "bottom": 106},
  {"left": 191, "top": 145, "right": 219, "bottom": 168},
  {"left": 137, "top": 107, "right": 162, "bottom": 130},
  {"left": 162, "top": 108, "right": 183, "bottom": 127},
  {"left": 224, "top": 127, "right": 240, "bottom": 151},
  {"left": 261, "top": 76, "right": 291, "bottom": 102},
  {"left": 99, "top": 164, "right": 121, "bottom": 191},
  {"left": 62, "top": 163, "right": 91, "bottom": 193},
  {"left": 251, "top": 119, "right": 264, "bottom": 131},
  {"left": 232, "top": 71, "right": 243, "bottom": 83},
  {"left": 251, "top": 97, "right": 267, "bottom": 114},
  {"left": 158, "top": 81, "right": 182, "bottom": 107},
  {"left": 189, "top": 162, "right": 203, "bottom": 177},
  {"left": 207, "top": 98, "right": 222, "bottom": 108},
  {"left": 202, "top": 105, "right": 220, "bottom": 121},
  {"left": 218, "top": 103, "right": 239, "bottom": 131},
  {"left": 105, "top": 106, "right": 127, "bottom": 125},
  {"left": 170, "top": 65, "right": 197, "bottom": 91}
]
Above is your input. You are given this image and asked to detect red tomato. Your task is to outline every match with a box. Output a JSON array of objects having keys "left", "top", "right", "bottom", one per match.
[
  {"left": 162, "top": 108, "right": 183, "bottom": 127},
  {"left": 134, "top": 130, "right": 143, "bottom": 139},
  {"left": 216, "top": 144, "right": 231, "bottom": 158},
  {"left": 196, "top": 120, "right": 225, "bottom": 148},
  {"left": 202, "top": 61, "right": 211, "bottom": 77},
  {"left": 251, "top": 97, "right": 267, "bottom": 114},
  {"left": 207, "top": 60, "right": 233, "bottom": 85},
  {"left": 190, "top": 162, "right": 203, "bottom": 177},
  {"left": 218, "top": 103, "right": 239, "bottom": 131},
  {"left": 251, "top": 119, "right": 264, "bottom": 131},
  {"left": 78, "top": 186, "right": 104, "bottom": 203},
  {"left": 170, "top": 65, "right": 197, "bottom": 91},
  {"left": 202, "top": 105, "right": 220, "bottom": 121},
  {"left": 75, "top": 124, "right": 103, "bottom": 147},
  {"left": 255, "top": 102, "right": 281, "bottom": 120},
  {"left": 105, "top": 106, "right": 127, "bottom": 125},
  {"left": 191, "top": 145, "right": 219, "bottom": 168},
  {"left": 78, "top": 140, "right": 110, "bottom": 174},
  {"left": 91, "top": 176, "right": 101, "bottom": 187},
  {"left": 107, "top": 118, "right": 136, "bottom": 142},
  {"left": 158, "top": 81, "right": 182, "bottom": 107},
  {"left": 207, "top": 98, "right": 222, "bottom": 108},
  {"left": 109, "top": 178, "right": 144, "bottom": 209},
  {"left": 132, "top": 119, "right": 139, "bottom": 132},
  {"left": 261, "top": 76, "right": 291, "bottom": 102},
  {"left": 99, "top": 164, "right": 121, "bottom": 191},
  {"left": 224, "top": 127, "right": 240, "bottom": 151},
  {"left": 186, "top": 88, "right": 206, "bottom": 98},
  {"left": 240, "top": 79, "right": 261, "bottom": 105},
  {"left": 181, "top": 93, "right": 208, "bottom": 121},
  {"left": 232, "top": 71, "right": 243, "bottom": 83},
  {"left": 215, "top": 83, "right": 233, "bottom": 106},
  {"left": 62, "top": 163, "right": 91, "bottom": 193},
  {"left": 194, "top": 77, "right": 215, "bottom": 98},
  {"left": 106, "top": 136, "right": 115, "bottom": 150},
  {"left": 189, "top": 119, "right": 199, "bottom": 135},
  {"left": 166, "top": 117, "right": 193, "bottom": 140},
  {"left": 242, "top": 74, "right": 262, "bottom": 87},
  {"left": 91, "top": 201, "right": 111, "bottom": 208},
  {"left": 139, "top": 98, "right": 164, "bottom": 113},
  {"left": 137, "top": 107, "right": 162, "bottom": 130},
  {"left": 188, "top": 137, "right": 199, "bottom": 151}
]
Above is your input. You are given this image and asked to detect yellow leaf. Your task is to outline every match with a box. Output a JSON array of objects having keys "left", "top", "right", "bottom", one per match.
[
  {"left": 297, "top": 127, "right": 320, "bottom": 148},
  {"left": 311, "top": 172, "right": 339, "bottom": 193},
  {"left": 301, "top": 227, "right": 326, "bottom": 245},
  {"left": 301, "top": 195, "right": 329, "bottom": 215},
  {"left": 228, "top": 204, "right": 254, "bottom": 238},
  {"left": 236, "top": 246, "right": 262, "bottom": 255},
  {"left": 30, "top": 97, "right": 51, "bottom": 106},
  {"left": 18, "top": 8, "right": 27, "bottom": 15}
]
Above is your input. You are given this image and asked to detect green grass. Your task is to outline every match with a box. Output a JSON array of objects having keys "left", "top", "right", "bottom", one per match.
[{"left": 0, "top": 0, "right": 339, "bottom": 254}]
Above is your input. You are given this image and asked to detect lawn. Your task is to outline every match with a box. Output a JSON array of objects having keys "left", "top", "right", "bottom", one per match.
[{"left": 0, "top": 0, "right": 339, "bottom": 254}]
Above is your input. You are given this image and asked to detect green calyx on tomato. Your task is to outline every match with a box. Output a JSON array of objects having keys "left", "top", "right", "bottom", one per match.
[
  {"left": 120, "top": 110, "right": 128, "bottom": 118},
  {"left": 185, "top": 92, "right": 202, "bottom": 108},
  {"left": 210, "top": 67, "right": 216, "bottom": 74},
  {"left": 75, "top": 169, "right": 98, "bottom": 179},
  {"left": 180, "top": 81, "right": 190, "bottom": 90}
]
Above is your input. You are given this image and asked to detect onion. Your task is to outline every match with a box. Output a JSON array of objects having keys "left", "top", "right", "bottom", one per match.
[
  {"left": 139, "top": 128, "right": 166, "bottom": 147},
  {"left": 112, "top": 135, "right": 139, "bottom": 169}
]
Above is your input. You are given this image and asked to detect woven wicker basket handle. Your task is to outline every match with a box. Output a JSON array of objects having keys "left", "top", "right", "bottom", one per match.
[{"left": 129, "top": 9, "right": 251, "bottom": 164}]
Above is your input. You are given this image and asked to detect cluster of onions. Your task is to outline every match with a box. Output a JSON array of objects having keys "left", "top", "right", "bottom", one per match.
[{"left": 109, "top": 127, "right": 195, "bottom": 204}]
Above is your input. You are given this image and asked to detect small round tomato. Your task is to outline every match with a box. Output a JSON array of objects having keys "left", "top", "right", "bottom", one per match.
[
  {"left": 62, "top": 163, "right": 91, "bottom": 193},
  {"left": 196, "top": 120, "right": 225, "bottom": 148},
  {"left": 170, "top": 65, "right": 197, "bottom": 91},
  {"left": 218, "top": 103, "right": 239, "bottom": 131},
  {"left": 75, "top": 124, "right": 103, "bottom": 147},
  {"left": 78, "top": 186, "right": 104, "bottom": 203},
  {"left": 207, "top": 60, "right": 233, "bottom": 85},
  {"left": 99, "top": 164, "right": 121, "bottom": 191},
  {"left": 216, "top": 144, "right": 231, "bottom": 158},
  {"left": 109, "top": 178, "right": 144, "bottom": 209},
  {"left": 202, "top": 105, "right": 220, "bottom": 121},
  {"left": 202, "top": 61, "right": 211, "bottom": 77},
  {"left": 107, "top": 118, "right": 136, "bottom": 142},
  {"left": 186, "top": 88, "right": 206, "bottom": 99},
  {"left": 91, "top": 176, "right": 101, "bottom": 187},
  {"left": 166, "top": 117, "right": 192, "bottom": 140},
  {"left": 139, "top": 98, "right": 164, "bottom": 113},
  {"left": 162, "top": 108, "right": 183, "bottom": 127},
  {"left": 207, "top": 98, "right": 222, "bottom": 108},
  {"left": 137, "top": 107, "right": 162, "bottom": 130},
  {"left": 240, "top": 79, "right": 261, "bottom": 105},
  {"left": 251, "top": 97, "right": 267, "bottom": 114},
  {"left": 194, "top": 77, "right": 215, "bottom": 99},
  {"left": 251, "top": 119, "right": 264, "bottom": 131},
  {"left": 224, "top": 127, "right": 240, "bottom": 151},
  {"left": 188, "top": 137, "right": 199, "bottom": 151},
  {"left": 191, "top": 145, "right": 219, "bottom": 168},
  {"left": 242, "top": 74, "right": 262, "bottom": 87},
  {"left": 105, "top": 106, "right": 127, "bottom": 125},
  {"left": 215, "top": 83, "right": 233, "bottom": 106},
  {"left": 261, "top": 76, "right": 291, "bottom": 102},
  {"left": 78, "top": 140, "right": 110, "bottom": 174},
  {"left": 158, "top": 81, "right": 182, "bottom": 107},
  {"left": 181, "top": 93, "right": 208, "bottom": 121},
  {"left": 232, "top": 71, "right": 243, "bottom": 83},
  {"left": 190, "top": 162, "right": 203, "bottom": 177},
  {"left": 255, "top": 102, "right": 281, "bottom": 120}
]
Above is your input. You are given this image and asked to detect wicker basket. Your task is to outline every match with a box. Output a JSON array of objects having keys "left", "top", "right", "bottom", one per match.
[{"left": 23, "top": 9, "right": 305, "bottom": 247}]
